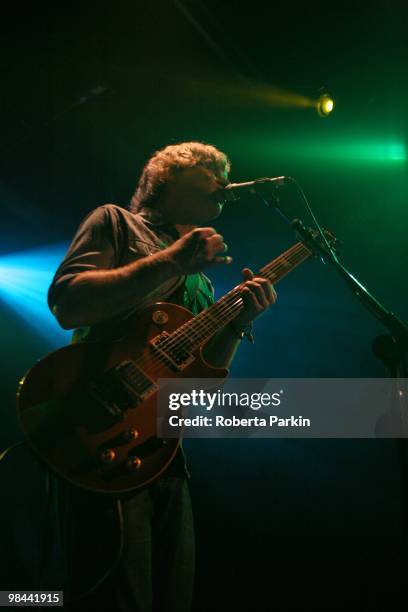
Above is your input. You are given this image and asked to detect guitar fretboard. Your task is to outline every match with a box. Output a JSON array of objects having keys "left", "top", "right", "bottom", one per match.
[{"left": 163, "top": 241, "right": 312, "bottom": 352}]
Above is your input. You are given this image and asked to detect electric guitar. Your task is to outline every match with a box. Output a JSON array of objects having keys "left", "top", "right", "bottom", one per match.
[{"left": 17, "top": 230, "right": 334, "bottom": 494}]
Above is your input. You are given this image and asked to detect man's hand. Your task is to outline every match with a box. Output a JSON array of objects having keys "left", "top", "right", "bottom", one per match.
[
  {"left": 168, "top": 227, "right": 232, "bottom": 275},
  {"left": 233, "top": 267, "right": 277, "bottom": 327}
]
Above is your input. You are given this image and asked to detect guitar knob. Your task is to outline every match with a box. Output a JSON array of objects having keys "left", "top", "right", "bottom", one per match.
[
  {"left": 126, "top": 456, "right": 142, "bottom": 470},
  {"left": 123, "top": 428, "right": 139, "bottom": 441},
  {"left": 100, "top": 448, "right": 116, "bottom": 464},
  {"left": 152, "top": 310, "right": 169, "bottom": 325}
]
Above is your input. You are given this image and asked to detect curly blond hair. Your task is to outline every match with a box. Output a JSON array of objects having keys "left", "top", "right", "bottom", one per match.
[{"left": 130, "top": 141, "right": 231, "bottom": 211}]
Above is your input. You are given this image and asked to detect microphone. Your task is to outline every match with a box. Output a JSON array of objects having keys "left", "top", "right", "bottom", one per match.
[{"left": 217, "top": 176, "right": 287, "bottom": 203}]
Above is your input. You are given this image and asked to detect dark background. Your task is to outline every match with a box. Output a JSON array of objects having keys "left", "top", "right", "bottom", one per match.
[{"left": 1, "top": 1, "right": 407, "bottom": 610}]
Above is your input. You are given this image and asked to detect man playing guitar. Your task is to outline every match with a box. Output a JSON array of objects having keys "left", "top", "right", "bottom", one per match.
[{"left": 45, "top": 141, "right": 276, "bottom": 611}]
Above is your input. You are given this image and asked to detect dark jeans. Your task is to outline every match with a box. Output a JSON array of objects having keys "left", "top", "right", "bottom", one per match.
[{"left": 52, "top": 474, "right": 195, "bottom": 612}]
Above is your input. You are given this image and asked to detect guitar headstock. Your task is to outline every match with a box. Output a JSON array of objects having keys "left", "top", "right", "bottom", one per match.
[
  {"left": 292, "top": 219, "right": 340, "bottom": 260},
  {"left": 312, "top": 227, "right": 340, "bottom": 256}
]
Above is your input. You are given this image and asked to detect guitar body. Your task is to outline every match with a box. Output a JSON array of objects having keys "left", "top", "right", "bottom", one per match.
[
  {"left": 17, "top": 302, "right": 228, "bottom": 494},
  {"left": 17, "top": 236, "right": 324, "bottom": 494}
]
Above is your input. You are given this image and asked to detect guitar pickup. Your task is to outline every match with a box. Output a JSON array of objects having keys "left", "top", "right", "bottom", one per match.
[
  {"left": 88, "top": 360, "right": 157, "bottom": 416},
  {"left": 149, "top": 332, "right": 195, "bottom": 371}
]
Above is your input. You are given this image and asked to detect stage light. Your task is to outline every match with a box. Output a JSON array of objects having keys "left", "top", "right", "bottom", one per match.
[
  {"left": 317, "top": 94, "right": 334, "bottom": 117},
  {"left": 0, "top": 243, "right": 72, "bottom": 347},
  {"left": 228, "top": 132, "right": 406, "bottom": 166}
]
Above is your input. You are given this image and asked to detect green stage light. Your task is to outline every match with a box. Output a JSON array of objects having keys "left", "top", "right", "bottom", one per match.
[
  {"left": 317, "top": 94, "right": 335, "bottom": 117},
  {"left": 227, "top": 132, "right": 406, "bottom": 166}
]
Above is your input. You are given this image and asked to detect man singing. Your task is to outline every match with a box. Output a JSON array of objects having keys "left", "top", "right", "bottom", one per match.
[{"left": 48, "top": 141, "right": 277, "bottom": 611}]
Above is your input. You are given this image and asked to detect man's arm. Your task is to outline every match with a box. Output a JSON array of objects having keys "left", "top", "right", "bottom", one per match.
[
  {"left": 201, "top": 268, "right": 277, "bottom": 370},
  {"left": 201, "top": 325, "right": 242, "bottom": 369},
  {"left": 54, "top": 248, "right": 180, "bottom": 329},
  {"left": 53, "top": 226, "right": 229, "bottom": 329}
]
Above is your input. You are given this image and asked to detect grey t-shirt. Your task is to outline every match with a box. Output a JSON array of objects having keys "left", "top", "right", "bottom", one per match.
[
  {"left": 48, "top": 203, "right": 216, "bottom": 479},
  {"left": 48, "top": 203, "right": 215, "bottom": 342}
]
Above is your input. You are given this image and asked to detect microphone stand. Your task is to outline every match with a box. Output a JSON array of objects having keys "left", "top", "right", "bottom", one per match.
[
  {"left": 291, "top": 217, "right": 408, "bottom": 356},
  {"left": 267, "top": 195, "right": 408, "bottom": 545},
  {"left": 260, "top": 191, "right": 408, "bottom": 360}
]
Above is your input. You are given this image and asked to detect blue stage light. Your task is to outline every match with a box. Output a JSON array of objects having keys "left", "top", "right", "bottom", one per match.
[{"left": 0, "top": 243, "right": 72, "bottom": 347}]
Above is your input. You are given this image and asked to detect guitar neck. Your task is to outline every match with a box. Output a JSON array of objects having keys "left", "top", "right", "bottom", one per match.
[{"left": 170, "top": 241, "right": 312, "bottom": 350}]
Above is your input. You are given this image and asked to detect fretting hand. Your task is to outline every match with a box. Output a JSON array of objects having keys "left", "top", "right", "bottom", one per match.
[{"left": 233, "top": 267, "right": 277, "bottom": 328}]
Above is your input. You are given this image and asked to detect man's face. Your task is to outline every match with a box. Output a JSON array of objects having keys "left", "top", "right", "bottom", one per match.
[{"left": 162, "top": 164, "right": 229, "bottom": 225}]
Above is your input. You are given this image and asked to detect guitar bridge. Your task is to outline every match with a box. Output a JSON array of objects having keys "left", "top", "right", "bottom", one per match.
[{"left": 88, "top": 360, "right": 157, "bottom": 416}]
